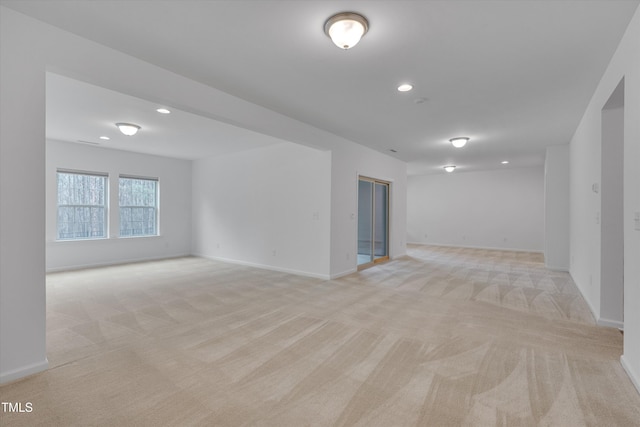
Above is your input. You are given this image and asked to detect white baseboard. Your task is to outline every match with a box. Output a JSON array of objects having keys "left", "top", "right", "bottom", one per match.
[
  {"left": 46, "top": 253, "right": 192, "bottom": 273},
  {"left": 330, "top": 268, "right": 358, "bottom": 279},
  {"left": 544, "top": 263, "right": 569, "bottom": 272},
  {"left": 597, "top": 317, "right": 624, "bottom": 330},
  {"left": 195, "top": 254, "right": 330, "bottom": 280},
  {"left": 406, "top": 241, "right": 543, "bottom": 254},
  {"left": 573, "top": 282, "right": 624, "bottom": 330},
  {"left": 0, "top": 358, "right": 48, "bottom": 385},
  {"left": 391, "top": 253, "right": 408, "bottom": 260},
  {"left": 575, "top": 285, "right": 600, "bottom": 325},
  {"left": 621, "top": 355, "right": 640, "bottom": 396}
]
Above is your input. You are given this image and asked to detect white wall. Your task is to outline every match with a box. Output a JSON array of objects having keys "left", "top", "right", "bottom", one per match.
[
  {"left": 191, "top": 135, "right": 407, "bottom": 281},
  {"left": 600, "top": 105, "right": 624, "bottom": 328},
  {"left": 0, "top": 6, "right": 407, "bottom": 382},
  {"left": 46, "top": 140, "right": 192, "bottom": 272},
  {"left": 0, "top": 7, "right": 48, "bottom": 384},
  {"left": 544, "top": 145, "right": 570, "bottom": 270},
  {"left": 192, "top": 142, "right": 331, "bottom": 279},
  {"left": 569, "top": 6, "right": 640, "bottom": 393},
  {"left": 329, "top": 145, "right": 408, "bottom": 278},
  {"left": 407, "top": 168, "right": 544, "bottom": 252}
]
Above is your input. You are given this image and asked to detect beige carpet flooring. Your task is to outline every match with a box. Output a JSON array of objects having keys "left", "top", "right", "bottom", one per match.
[{"left": 1, "top": 245, "right": 639, "bottom": 426}]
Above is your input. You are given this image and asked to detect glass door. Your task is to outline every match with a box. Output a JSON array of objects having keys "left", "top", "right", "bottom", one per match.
[
  {"left": 357, "top": 177, "right": 389, "bottom": 268},
  {"left": 374, "top": 182, "right": 388, "bottom": 262}
]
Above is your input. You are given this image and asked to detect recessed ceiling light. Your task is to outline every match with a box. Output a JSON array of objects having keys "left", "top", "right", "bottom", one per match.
[
  {"left": 115, "top": 123, "right": 141, "bottom": 136},
  {"left": 156, "top": 108, "right": 171, "bottom": 114},
  {"left": 99, "top": 136, "right": 110, "bottom": 140},
  {"left": 450, "top": 137, "right": 469, "bottom": 148},
  {"left": 444, "top": 165, "right": 456, "bottom": 173},
  {"left": 501, "top": 160, "right": 509, "bottom": 164},
  {"left": 397, "top": 84, "right": 413, "bottom": 92}
]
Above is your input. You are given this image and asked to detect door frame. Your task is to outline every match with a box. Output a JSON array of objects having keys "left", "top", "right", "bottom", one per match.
[{"left": 357, "top": 175, "right": 390, "bottom": 270}]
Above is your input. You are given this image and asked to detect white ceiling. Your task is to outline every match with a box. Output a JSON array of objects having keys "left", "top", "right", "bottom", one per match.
[
  {"left": 46, "top": 73, "right": 284, "bottom": 160},
  {"left": 5, "top": 0, "right": 639, "bottom": 173}
]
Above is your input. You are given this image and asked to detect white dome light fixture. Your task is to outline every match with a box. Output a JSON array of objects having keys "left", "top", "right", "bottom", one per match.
[
  {"left": 324, "top": 12, "right": 369, "bottom": 50},
  {"left": 397, "top": 84, "right": 413, "bottom": 92},
  {"left": 444, "top": 165, "right": 456, "bottom": 173},
  {"left": 450, "top": 137, "right": 470, "bottom": 148},
  {"left": 116, "top": 123, "right": 141, "bottom": 136}
]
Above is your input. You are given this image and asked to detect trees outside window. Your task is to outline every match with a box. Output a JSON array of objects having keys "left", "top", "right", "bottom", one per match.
[
  {"left": 119, "top": 176, "right": 158, "bottom": 237},
  {"left": 57, "top": 171, "right": 107, "bottom": 240}
]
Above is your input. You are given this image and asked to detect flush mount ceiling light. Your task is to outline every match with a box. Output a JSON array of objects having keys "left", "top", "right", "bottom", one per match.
[
  {"left": 397, "top": 84, "right": 413, "bottom": 92},
  {"left": 444, "top": 165, "right": 456, "bottom": 173},
  {"left": 501, "top": 160, "right": 509, "bottom": 164},
  {"left": 450, "top": 137, "right": 470, "bottom": 148},
  {"left": 156, "top": 108, "right": 171, "bottom": 114},
  {"left": 99, "top": 136, "right": 110, "bottom": 140},
  {"left": 324, "top": 12, "right": 369, "bottom": 50},
  {"left": 116, "top": 123, "right": 141, "bottom": 136}
]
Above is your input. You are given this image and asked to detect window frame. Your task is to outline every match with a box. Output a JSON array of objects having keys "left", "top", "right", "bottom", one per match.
[
  {"left": 56, "top": 169, "right": 109, "bottom": 241},
  {"left": 118, "top": 175, "right": 159, "bottom": 238}
]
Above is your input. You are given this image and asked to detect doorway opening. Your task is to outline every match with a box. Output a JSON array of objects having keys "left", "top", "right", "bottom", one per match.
[
  {"left": 600, "top": 77, "right": 624, "bottom": 329},
  {"left": 357, "top": 176, "right": 390, "bottom": 269}
]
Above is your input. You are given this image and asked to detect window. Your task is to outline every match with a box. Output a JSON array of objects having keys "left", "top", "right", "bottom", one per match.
[
  {"left": 57, "top": 171, "right": 107, "bottom": 240},
  {"left": 119, "top": 176, "right": 158, "bottom": 237}
]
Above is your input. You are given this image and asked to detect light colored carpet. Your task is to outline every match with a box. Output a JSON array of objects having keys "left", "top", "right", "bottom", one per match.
[{"left": 1, "top": 245, "right": 639, "bottom": 426}]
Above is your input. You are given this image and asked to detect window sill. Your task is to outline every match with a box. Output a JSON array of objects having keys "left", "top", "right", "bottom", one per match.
[
  {"left": 49, "top": 235, "right": 162, "bottom": 244},
  {"left": 54, "top": 237, "right": 108, "bottom": 243}
]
